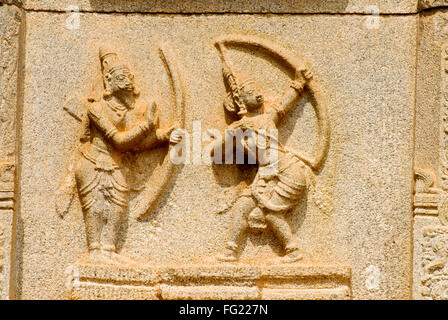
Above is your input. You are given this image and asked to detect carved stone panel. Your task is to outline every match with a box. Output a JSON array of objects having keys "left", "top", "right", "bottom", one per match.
[
  {"left": 0, "top": 0, "right": 433, "bottom": 300},
  {"left": 421, "top": 226, "right": 448, "bottom": 299},
  {"left": 12, "top": 10, "right": 417, "bottom": 300},
  {"left": 66, "top": 262, "right": 351, "bottom": 300}
]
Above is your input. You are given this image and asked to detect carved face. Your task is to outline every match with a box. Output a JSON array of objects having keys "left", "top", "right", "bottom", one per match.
[
  {"left": 106, "top": 68, "right": 135, "bottom": 93},
  {"left": 240, "top": 82, "right": 264, "bottom": 111}
]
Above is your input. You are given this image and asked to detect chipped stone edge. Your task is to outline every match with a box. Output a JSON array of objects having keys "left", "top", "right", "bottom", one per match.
[
  {"left": 420, "top": 0, "right": 448, "bottom": 11},
  {"left": 0, "top": 0, "right": 420, "bottom": 15},
  {"left": 0, "top": 2, "right": 26, "bottom": 300},
  {"left": 7, "top": 0, "right": 448, "bottom": 16}
]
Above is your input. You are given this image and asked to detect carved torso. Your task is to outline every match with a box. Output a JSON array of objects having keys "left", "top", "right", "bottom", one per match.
[
  {"left": 229, "top": 108, "right": 307, "bottom": 212},
  {"left": 81, "top": 98, "right": 149, "bottom": 170}
]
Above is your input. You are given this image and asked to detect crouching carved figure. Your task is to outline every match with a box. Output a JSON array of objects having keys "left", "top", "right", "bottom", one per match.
[{"left": 212, "top": 35, "right": 330, "bottom": 263}]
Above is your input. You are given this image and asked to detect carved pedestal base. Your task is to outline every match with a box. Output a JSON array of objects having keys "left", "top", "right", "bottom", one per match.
[{"left": 66, "top": 261, "right": 351, "bottom": 300}]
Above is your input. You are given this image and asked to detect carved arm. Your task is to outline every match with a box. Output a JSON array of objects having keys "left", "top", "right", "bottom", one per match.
[
  {"left": 210, "top": 122, "right": 258, "bottom": 164},
  {"left": 131, "top": 126, "right": 178, "bottom": 152},
  {"left": 88, "top": 104, "right": 153, "bottom": 151},
  {"left": 269, "top": 70, "right": 310, "bottom": 124}
]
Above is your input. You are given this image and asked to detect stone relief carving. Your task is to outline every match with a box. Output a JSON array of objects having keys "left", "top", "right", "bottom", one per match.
[
  {"left": 55, "top": 45, "right": 183, "bottom": 265},
  {"left": 414, "top": 168, "right": 440, "bottom": 216},
  {"left": 132, "top": 44, "right": 186, "bottom": 222},
  {"left": 0, "top": 0, "right": 438, "bottom": 301},
  {"left": 0, "top": 163, "right": 12, "bottom": 296},
  {"left": 421, "top": 226, "right": 448, "bottom": 299},
  {"left": 65, "top": 263, "right": 351, "bottom": 300},
  {"left": 414, "top": 42, "right": 448, "bottom": 300},
  {"left": 55, "top": 35, "right": 352, "bottom": 300},
  {"left": 211, "top": 35, "right": 330, "bottom": 263},
  {"left": 413, "top": 168, "right": 448, "bottom": 300}
]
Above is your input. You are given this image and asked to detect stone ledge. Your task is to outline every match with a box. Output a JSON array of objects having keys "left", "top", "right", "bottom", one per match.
[
  {"left": 66, "top": 262, "right": 351, "bottom": 300},
  {"left": 17, "top": 0, "right": 419, "bottom": 14},
  {"left": 414, "top": 192, "right": 439, "bottom": 215}
]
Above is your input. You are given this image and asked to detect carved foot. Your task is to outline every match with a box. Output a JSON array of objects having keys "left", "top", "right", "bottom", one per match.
[
  {"left": 86, "top": 249, "right": 115, "bottom": 265},
  {"left": 104, "top": 251, "right": 138, "bottom": 267},
  {"left": 280, "top": 248, "right": 305, "bottom": 263},
  {"left": 84, "top": 249, "right": 137, "bottom": 267},
  {"left": 216, "top": 247, "right": 238, "bottom": 262}
]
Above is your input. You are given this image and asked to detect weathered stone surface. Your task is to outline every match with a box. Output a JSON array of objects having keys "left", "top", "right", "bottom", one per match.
[
  {"left": 1, "top": 1, "right": 23, "bottom": 7},
  {"left": 14, "top": 11, "right": 417, "bottom": 300},
  {"left": 19, "top": 0, "right": 419, "bottom": 14},
  {"left": 421, "top": 0, "right": 448, "bottom": 9},
  {"left": 412, "top": 8, "right": 448, "bottom": 300},
  {"left": 5, "top": 0, "right": 448, "bottom": 301},
  {"left": 0, "top": 3, "right": 22, "bottom": 300},
  {"left": 66, "top": 261, "right": 351, "bottom": 300}
]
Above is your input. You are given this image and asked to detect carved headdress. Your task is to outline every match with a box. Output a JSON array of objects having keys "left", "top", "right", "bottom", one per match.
[
  {"left": 216, "top": 43, "right": 253, "bottom": 117},
  {"left": 222, "top": 63, "right": 259, "bottom": 117},
  {"left": 99, "top": 46, "right": 129, "bottom": 76},
  {"left": 96, "top": 46, "right": 140, "bottom": 99},
  {"left": 86, "top": 46, "right": 129, "bottom": 102}
]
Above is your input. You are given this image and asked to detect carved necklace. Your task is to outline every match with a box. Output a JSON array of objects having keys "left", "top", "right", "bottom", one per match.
[{"left": 106, "top": 100, "right": 128, "bottom": 120}]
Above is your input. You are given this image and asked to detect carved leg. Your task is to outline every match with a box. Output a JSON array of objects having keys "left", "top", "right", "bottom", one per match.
[
  {"left": 83, "top": 206, "right": 102, "bottom": 252},
  {"left": 264, "top": 212, "right": 294, "bottom": 248},
  {"left": 101, "top": 202, "right": 136, "bottom": 266},
  {"left": 75, "top": 158, "right": 103, "bottom": 255},
  {"left": 217, "top": 196, "right": 256, "bottom": 262},
  {"left": 101, "top": 202, "right": 125, "bottom": 253},
  {"left": 82, "top": 203, "right": 114, "bottom": 265},
  {"left": 265, "top": 212, "right": 303, "bottom": 263}
]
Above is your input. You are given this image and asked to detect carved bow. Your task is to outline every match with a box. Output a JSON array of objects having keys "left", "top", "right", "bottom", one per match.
[
  {"left": 214, "top": 34, "right": 330, "bottom": 171},
  {"left": 132, "top": 44, "right": 186, "bottom": 221}
]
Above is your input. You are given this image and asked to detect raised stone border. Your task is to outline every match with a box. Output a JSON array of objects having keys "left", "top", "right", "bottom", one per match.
[{"left": 67, "top": 262, "right": 351, "bottom": 300}]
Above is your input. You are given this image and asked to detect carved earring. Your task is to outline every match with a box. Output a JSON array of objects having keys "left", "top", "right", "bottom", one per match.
[
  {"left": 103, "top": 73, "right": 113, "bottom": 98},
  {"left": 133, "top": 85, "right": 140, "bottom": 97}
]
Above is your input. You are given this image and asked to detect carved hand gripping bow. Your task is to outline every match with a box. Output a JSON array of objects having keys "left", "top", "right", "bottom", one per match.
[
  {"left": 214, "top": 34, "right": 330, "bottom": 171},
  {"left": 132, "top": 44, "right": 186, "bottom": 221}
]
